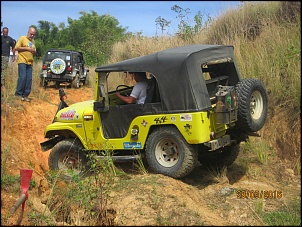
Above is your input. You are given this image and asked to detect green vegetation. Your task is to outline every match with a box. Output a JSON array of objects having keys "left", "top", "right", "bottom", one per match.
[
  {"left": 255, "top": 199, "right": 301, "bottom": 226},
  {"left": 25, "top": 11, "right": 130, "bottom": 66}
]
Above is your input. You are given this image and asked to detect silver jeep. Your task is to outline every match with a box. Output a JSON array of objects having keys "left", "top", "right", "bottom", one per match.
[{"left": 40, "top": 49, "right": 89, "bottom": 89}]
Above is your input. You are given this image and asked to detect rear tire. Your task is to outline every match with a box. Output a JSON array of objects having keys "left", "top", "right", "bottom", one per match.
[
  {"left": 82, "top": 74, "right": 88, "bottom": 86},
  {"left": 71, "top": 74, "right": 80, "bottom": 89},
  {"left": 236, "top": 78, "right": 268, "bottom": 132},
  {"left": 145, "top": 126, "right": 198, "bottom": 178}
]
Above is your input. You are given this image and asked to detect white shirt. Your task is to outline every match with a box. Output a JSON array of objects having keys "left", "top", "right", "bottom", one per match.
[{"left": 130, "top": 81, "right": 149, "bottom": 104}]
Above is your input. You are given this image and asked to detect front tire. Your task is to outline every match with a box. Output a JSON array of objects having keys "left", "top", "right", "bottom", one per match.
[
  {"left": 236, "top": 78, "right": 268, "bottom": 132},
  {"left": 48, "top": 138, "right": 89, "bottom": 180},
  {"left": 145, "top": 126, "right": 198, "bottom": 178}
]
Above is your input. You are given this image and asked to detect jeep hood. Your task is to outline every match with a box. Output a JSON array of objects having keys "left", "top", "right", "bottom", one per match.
[{"left": 55, "top": 100, "right": 94, "bottom": 122}]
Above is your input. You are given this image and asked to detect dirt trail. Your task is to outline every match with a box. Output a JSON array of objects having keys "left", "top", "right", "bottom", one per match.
[{"left": 1, "top": 85, "right": 300, "bottom": 226}]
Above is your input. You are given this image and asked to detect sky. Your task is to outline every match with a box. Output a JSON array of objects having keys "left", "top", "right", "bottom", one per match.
[{"left": 1, "top": 1, "right": 241, "bottom": 40}]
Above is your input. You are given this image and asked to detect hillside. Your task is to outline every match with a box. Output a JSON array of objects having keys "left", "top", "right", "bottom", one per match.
[{"left": 1, "top": 82, "right": 301, "bottom": 226}]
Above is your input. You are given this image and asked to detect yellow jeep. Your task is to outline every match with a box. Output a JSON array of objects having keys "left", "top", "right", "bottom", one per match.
[{"left": 40, "top": 44, "right": 268, "bottom": 179}]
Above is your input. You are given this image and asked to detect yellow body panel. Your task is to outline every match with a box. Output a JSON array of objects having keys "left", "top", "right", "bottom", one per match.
[
  {"left": 45, "top": 97, "right": 229, "bottom": 151},
  {"left": 82, "top": 111, "right": 223, "bottom": 150}
]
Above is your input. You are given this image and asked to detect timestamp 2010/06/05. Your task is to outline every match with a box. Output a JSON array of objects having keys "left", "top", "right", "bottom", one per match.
[{"left": 237, "top": 190, "right": 283, "bottom": 199}]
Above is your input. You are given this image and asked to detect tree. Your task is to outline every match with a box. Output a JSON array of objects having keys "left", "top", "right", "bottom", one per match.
[
  {"left": 155, "top": 16, "right": 171, "bottom": 36},
  {"left": 32, "top": 10, "right": 128, "bottom": 65},
  {"left": 170, "top": 5, "right": 212, "bottom": 41}
]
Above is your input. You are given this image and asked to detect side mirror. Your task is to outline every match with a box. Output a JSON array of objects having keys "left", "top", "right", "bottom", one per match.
[{"left": 93, "top": 101, "right": 104, "bottom": 111}]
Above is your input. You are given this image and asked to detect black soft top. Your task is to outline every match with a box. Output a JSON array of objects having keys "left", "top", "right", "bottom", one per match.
[{"left": 96, "top": 44, "right": 242, "bottom": 112}]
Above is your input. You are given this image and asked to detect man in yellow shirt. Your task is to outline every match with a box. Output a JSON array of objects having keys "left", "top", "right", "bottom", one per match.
[{"left": 14, "top": 26, "right": 36, "bottom": 102}]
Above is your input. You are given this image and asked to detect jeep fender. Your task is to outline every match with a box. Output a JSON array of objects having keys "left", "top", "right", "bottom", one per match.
[{"left": 44, "top": 123, "right": 88, "bottom": 149}]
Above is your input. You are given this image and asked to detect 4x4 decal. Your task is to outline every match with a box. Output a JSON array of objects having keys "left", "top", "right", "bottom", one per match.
[{"left": 154, "top": 116, "right": 167, "bottom": 124}]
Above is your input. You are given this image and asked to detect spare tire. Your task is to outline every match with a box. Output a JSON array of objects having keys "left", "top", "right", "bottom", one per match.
[
  {"left": 235, "top": 78, "right": 268, "bottom": 132},
  {"left": 50, "top": 58, "right": 66, "bottom": 74}
]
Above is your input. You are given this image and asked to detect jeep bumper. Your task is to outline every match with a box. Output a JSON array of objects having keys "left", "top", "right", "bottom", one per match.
[
  {"left": 40, "top": 72, "right": 75, "bottom": 81},
  {"left": 204, "top": 134, "right": 231, "bottom": 151}
]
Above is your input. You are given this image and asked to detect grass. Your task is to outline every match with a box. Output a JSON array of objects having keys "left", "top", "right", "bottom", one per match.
[
  {"left": 206, "top": 166, "right": 229, "bottom": 184},
  {"left": 28, "top": 151, "right": 121, "bottom": 226},
  {"left": 133, "top": 150, "right": 148, "bottom": 175},
  {"left": 260, "top": 199, "right": 301, "bottom": 226}
]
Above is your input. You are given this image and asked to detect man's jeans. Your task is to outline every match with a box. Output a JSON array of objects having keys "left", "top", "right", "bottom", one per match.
[{"left": 15, "top": 63, "right": 33, "bottom": 98}]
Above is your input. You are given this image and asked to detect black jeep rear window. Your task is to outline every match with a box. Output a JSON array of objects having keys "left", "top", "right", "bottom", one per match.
[{"left": 45, "top": 51, "right": 71, "bottom": 61}]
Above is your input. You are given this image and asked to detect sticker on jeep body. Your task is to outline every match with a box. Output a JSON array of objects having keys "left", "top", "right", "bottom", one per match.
[
  {"left": 154, "top": 116, "right": 167, "bottom": 124},
  {"left": 123, "top": 142, "right": 142, "bottom": 149},
  {"left": 180, "top": 114, "right": 192, "bottom": 121},
  {"left": 60, "top": 109, "right": 76, "bottom": 120},
  {"left": 50, "top": 58, "right": 66, "bottom": 74}
]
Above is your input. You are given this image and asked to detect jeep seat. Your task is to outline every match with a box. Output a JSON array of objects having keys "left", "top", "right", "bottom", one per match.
[{"left": 145, "top": 77, "right": 160, "bottom": 104}]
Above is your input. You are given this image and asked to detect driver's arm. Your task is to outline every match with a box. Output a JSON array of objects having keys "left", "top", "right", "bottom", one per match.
[{"left": 116, "top": 91, "right": 136, "bottom": 104}]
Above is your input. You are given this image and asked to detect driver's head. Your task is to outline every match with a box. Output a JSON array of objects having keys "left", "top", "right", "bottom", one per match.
[{"left": 130, "top": 72, "right": 147, "bottom": 82}]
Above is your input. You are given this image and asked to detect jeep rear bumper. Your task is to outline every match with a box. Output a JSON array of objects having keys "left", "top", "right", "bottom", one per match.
[
  {"left": 204, "top": 134, "right": 232, "bottom": 151},
  {"left": 40, "top": 72, "right": 75, "bottom": 81}
]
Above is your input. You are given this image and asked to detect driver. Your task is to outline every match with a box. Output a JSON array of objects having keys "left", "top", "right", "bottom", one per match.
[{"left": 116, "top": 72, "right": 149, "bottom": 104}]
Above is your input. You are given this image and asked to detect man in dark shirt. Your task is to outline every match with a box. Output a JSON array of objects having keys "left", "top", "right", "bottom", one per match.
[{"left": 1, "top": 27, "right": 16, "bottom": 86}]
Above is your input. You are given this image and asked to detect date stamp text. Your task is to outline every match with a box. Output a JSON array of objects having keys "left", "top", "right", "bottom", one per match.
[{"left": 236, "top": 190, "right": 283, "bottom": 199}]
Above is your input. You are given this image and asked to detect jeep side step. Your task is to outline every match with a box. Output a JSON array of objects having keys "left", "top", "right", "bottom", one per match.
[{"left": 95, "top": 154, "right": 142, "bottom": 162}]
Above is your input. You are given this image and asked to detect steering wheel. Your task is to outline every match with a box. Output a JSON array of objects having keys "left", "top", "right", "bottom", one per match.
[{"left": 116, "top": 85, "right": 132, "bottom": 97}]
